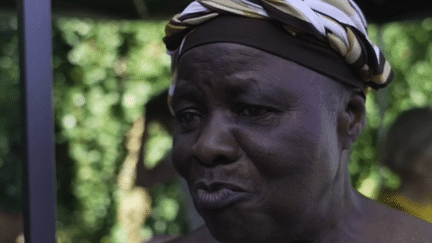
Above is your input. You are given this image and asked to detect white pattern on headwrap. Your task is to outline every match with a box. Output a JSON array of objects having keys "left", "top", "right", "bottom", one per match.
[
  {"left": 180, "top": 1, "right": 211, "bottom": 17},
  {"left": 238, "top": 0, "right": 269, "bottom": 16},
  {"left": 173, "top": 0, "right": 369, "bottom": 58}
]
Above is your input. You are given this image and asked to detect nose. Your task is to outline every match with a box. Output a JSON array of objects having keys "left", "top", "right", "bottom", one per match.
[{"left": 192, "top": 111, "right": 240, "bottom": 166}]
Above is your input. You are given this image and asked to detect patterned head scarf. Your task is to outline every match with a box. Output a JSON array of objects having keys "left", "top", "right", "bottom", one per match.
[{"left": 163, "top": 0, "right": 394, "bottom": 109}]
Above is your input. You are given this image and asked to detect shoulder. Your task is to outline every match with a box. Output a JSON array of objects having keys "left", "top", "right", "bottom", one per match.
[
  {"left": 390, "top": 211, "right": 432, "bottom": 242},
  {"left": 394, "top": 209, "right": 432, "bottom": 242},
  {"left": 362, "top": 197, "right": 432, "bottom": 243}
]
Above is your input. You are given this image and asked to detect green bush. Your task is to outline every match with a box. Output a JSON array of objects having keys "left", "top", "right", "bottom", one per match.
[
  {"left": 0, "top": 17, "right": 22, "bottom": 213},
  {"left": 352, "top": 19, "right": 432, "bottom": 198},
  {"left": 52, "top": 18, "right": 185, "bottom": 242}
]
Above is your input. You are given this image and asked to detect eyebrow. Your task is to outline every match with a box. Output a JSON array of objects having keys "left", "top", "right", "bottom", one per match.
[
  {"left": 226, "top": 78, "right": 298, "bottom": 106},
  {"left": 171, "top": 82, "right": 205, "bottom": 106},
  {"left": 172, "top": 76, "right": 299, "bottom": 109}
]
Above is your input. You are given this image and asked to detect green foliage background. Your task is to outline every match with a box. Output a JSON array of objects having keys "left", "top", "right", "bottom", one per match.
[
  {"left": 351, "top": 19, "right": 432, "bottom": 198},
  {"left": 0, "top": 17, "right": 22, "bottom": 213},
  {"left": 0, "top": 15, "right": 432, "bottom": 242}
]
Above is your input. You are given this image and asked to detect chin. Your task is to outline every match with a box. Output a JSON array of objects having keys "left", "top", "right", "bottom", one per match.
[
  {"left": 202, "top": 207, "right": 307, "bottom": 243},
  {"left": 202, "top": 214, "right": 283, "bottom": 243},
  {"left": 208, "top": 226, "right": 262, "bottom": 243},
  {"left": 202, "top": 211, "right": 257, "bottom": 242},
  {"left": 208, "top": 225, "right": 296, "bottom": 243}
]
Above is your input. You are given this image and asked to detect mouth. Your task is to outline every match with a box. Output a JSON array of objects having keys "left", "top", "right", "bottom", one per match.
[{"left": 193, "top": 181, "right": 251, "bottom": 210}]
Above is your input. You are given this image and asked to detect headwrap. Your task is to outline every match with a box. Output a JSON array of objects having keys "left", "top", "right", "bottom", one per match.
[{"left": 163, "top": 0, "right": 394, "bottom": 107}]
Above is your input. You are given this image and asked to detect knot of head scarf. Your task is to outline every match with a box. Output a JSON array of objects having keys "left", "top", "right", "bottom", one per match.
[{"left": 163, "top": 0, "right": 393, "bottom": 97}]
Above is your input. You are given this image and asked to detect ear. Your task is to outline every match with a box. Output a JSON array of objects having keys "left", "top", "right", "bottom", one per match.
[{"left": 338, "top": 92, "right": 366, "bottom": 150}]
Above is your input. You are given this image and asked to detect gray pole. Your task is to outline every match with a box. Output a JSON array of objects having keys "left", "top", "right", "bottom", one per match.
[{"left": 17, "top": 0, "right": 57, "bottom": 242}]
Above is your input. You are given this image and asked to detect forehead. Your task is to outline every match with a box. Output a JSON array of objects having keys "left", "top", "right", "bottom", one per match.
[
  {"left": 180, "top": 43, "right": 265, "bottom": 64},
  {"left": 177, "top": 43, "right": 297, "bottom": 77},
  {"left": 174, "top": 43, "right": 339, "bottom": 103}
]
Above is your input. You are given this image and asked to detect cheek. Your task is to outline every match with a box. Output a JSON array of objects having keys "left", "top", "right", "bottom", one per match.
[
  {"left": 238, "top": 123, "right": 340, "bottom": 218},
  {"left": 237, "top": 111, "right": 340, "bottom": 196},
  {"left": 238, "top": 121, "right": 320, "bottom": 179}
]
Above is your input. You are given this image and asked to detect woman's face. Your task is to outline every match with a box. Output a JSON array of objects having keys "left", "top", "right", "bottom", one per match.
[{"left": 171, "top": 43, "right": 348, "bottom": 243}]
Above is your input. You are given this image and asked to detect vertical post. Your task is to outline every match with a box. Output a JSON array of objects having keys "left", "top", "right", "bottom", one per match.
[{"left": 17, "top": 0, "right": 57, "bottom": 242}]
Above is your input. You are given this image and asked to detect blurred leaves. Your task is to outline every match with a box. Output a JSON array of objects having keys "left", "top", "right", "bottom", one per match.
[
  {"left": 50, "top": 18, "right": 182, "bottom": 242},
  {"left": 144, "top": 122, "right": 172, "bottom": 170},
  {"left": 351, "top": 18, "right": 432, "bottom": 199},
  {"left": 0, "top": 17, "right": 22, "bottom": 212}
]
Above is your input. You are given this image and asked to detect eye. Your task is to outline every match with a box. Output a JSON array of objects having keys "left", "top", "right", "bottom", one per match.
[
  {"left": 175, "top": 110, "right": 203, "bottom": 128},
  {"left": 178, "top": 112, "right": 199, "bottom": 123},
  {"left": 238, "top": 105, "right": 271, "bottom": 117}
]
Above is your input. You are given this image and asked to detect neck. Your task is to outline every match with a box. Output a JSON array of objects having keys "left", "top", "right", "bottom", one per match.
[
  {"left": 305, "top": 152, "right": 364, "bottom": 243},
  {"left": 317, "top": 184, "right": 364, "bottom": 243}
]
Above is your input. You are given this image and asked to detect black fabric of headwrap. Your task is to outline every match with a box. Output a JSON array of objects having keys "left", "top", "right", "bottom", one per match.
[{"left": 179, "top": 15, "right": 365, "bottom": 90}]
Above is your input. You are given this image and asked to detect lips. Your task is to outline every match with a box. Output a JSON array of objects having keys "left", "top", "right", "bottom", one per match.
[{"left": 193, "top": 181, "right": 251, "bottom": 210}]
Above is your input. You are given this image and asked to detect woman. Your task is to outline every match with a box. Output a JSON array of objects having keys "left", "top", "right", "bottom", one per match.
[{"left": 160, "top": 0, "right": 432, "bottom": 242}]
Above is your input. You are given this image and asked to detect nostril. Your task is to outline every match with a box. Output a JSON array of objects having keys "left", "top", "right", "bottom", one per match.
[
  {"left": 213, "top": 155, "right": 233, "bottom": 165},
  {"left": 196, "top": 154, "right": 233, "bottom": 167}
]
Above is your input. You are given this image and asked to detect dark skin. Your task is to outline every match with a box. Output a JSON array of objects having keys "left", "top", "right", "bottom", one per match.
[{"left": 167, "top": 43, "right": 432, "bottom": 243}]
